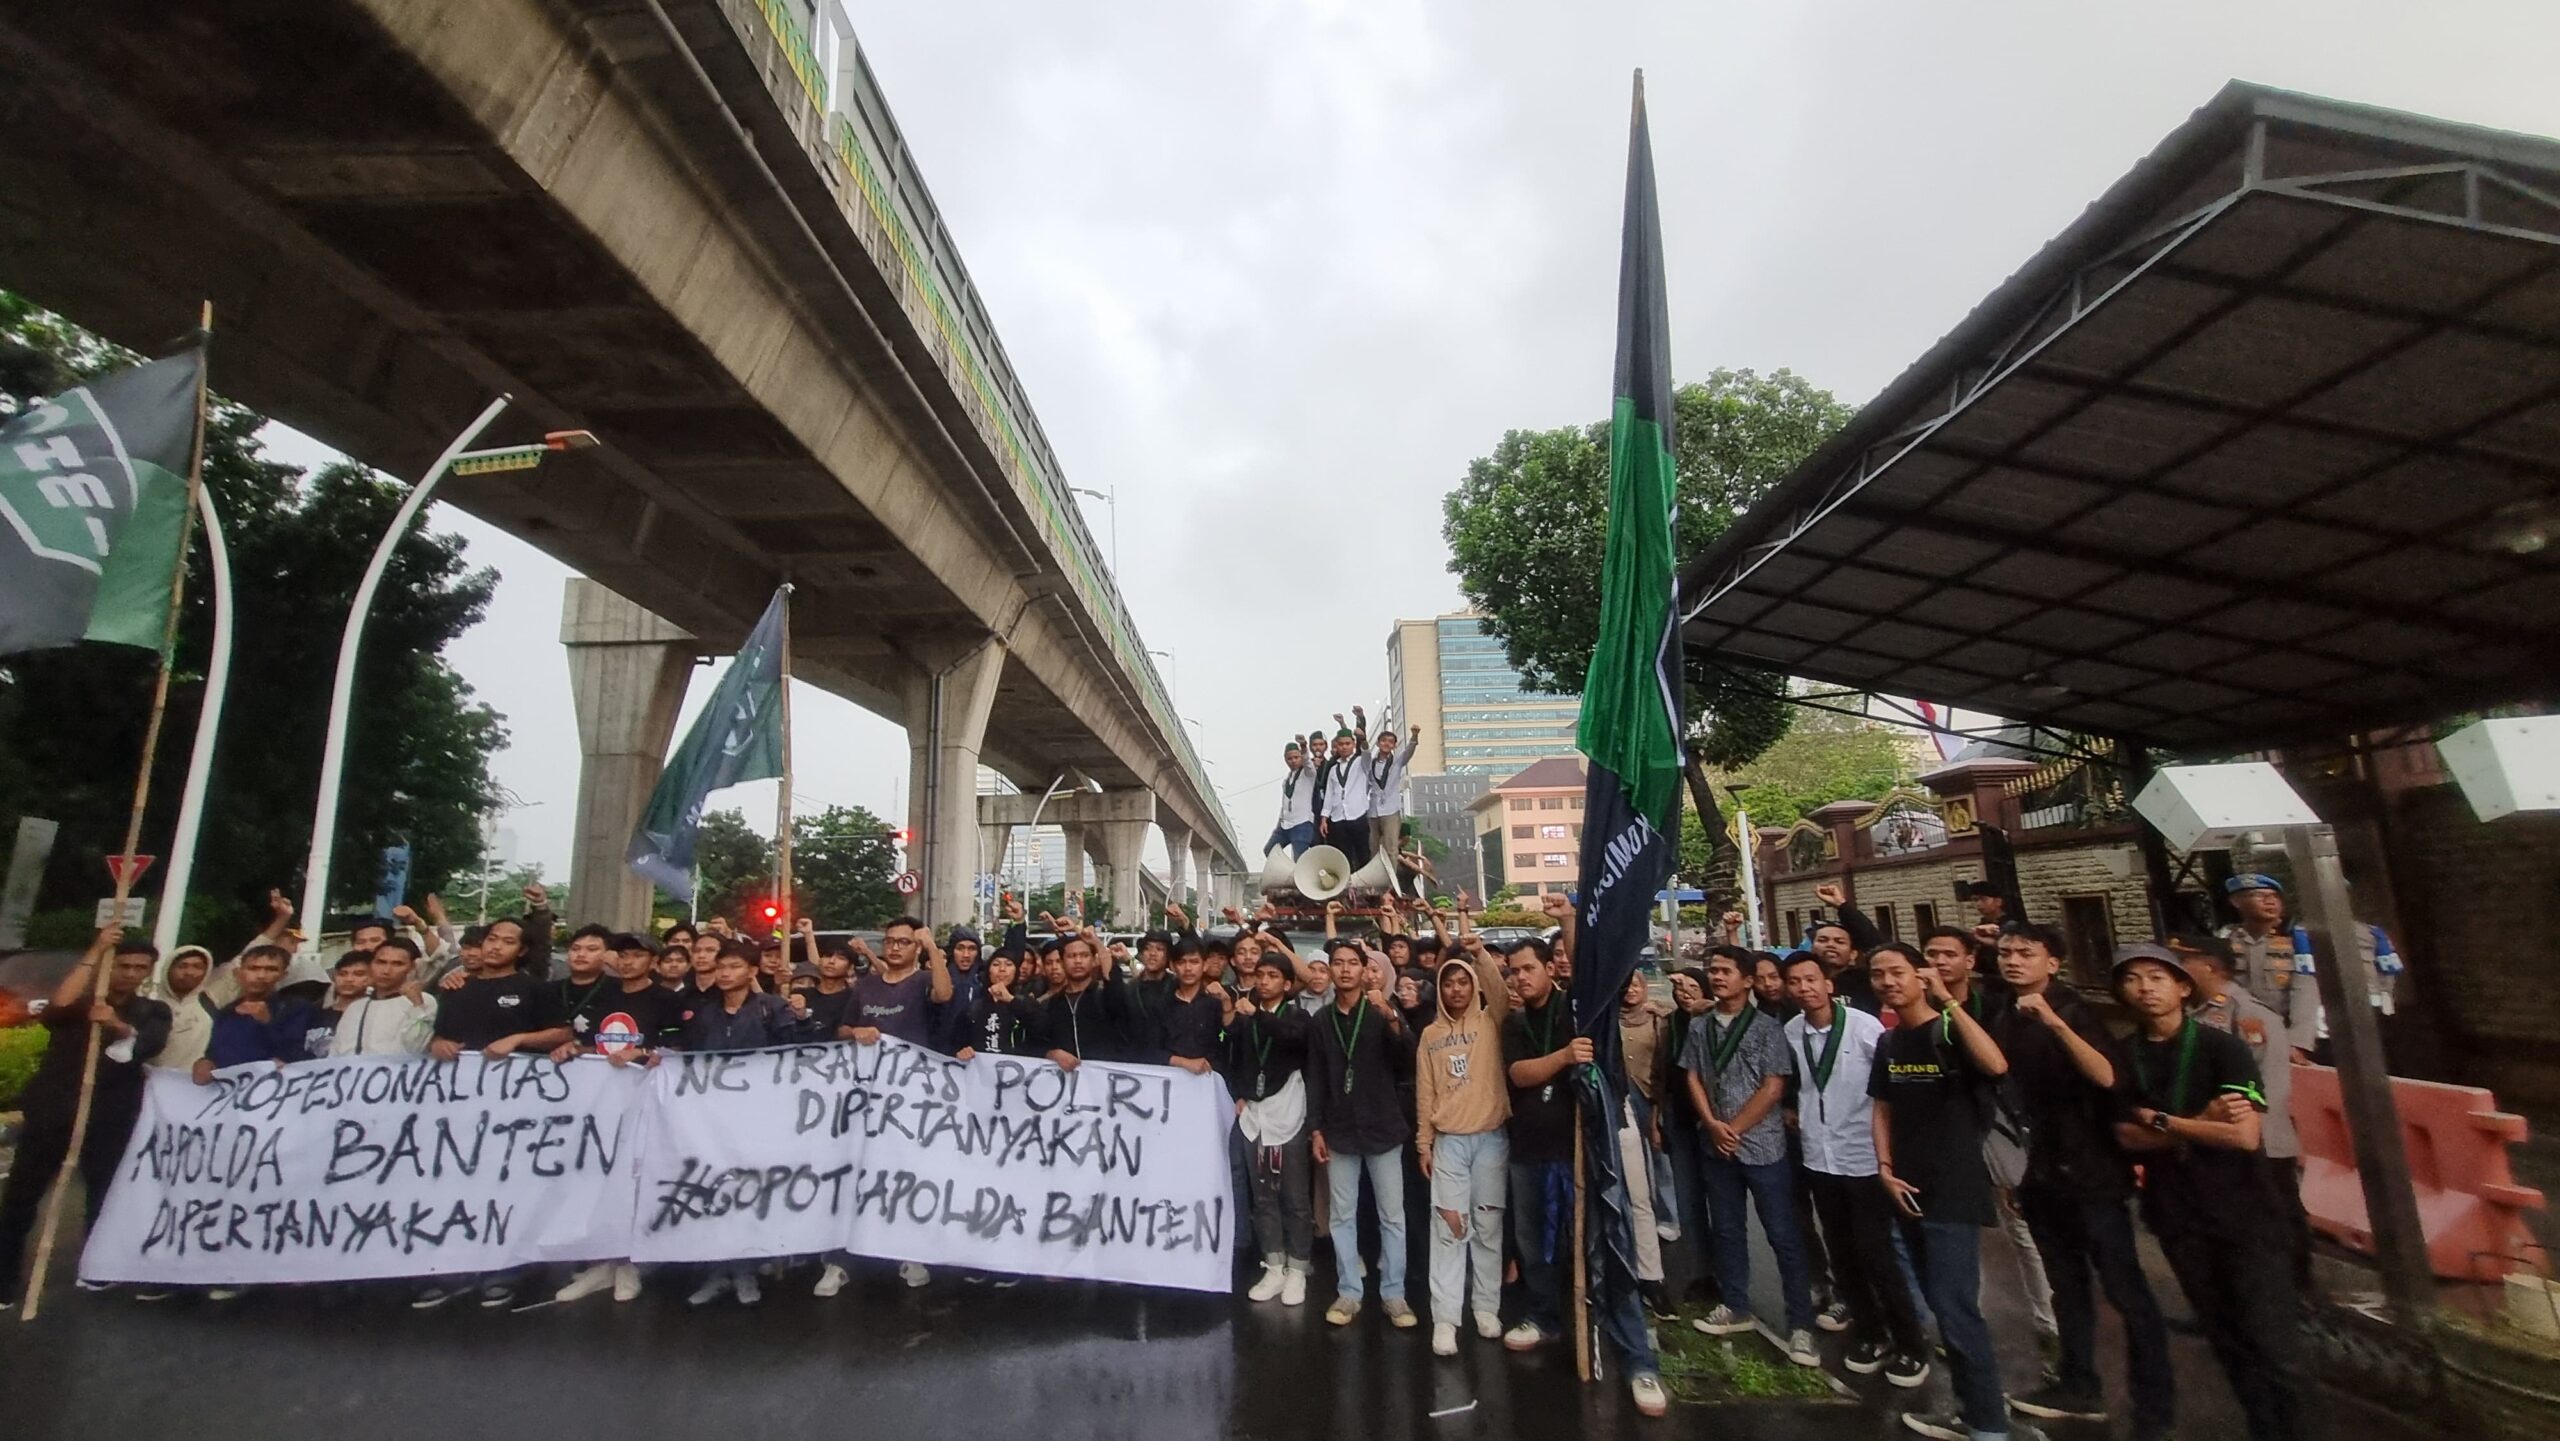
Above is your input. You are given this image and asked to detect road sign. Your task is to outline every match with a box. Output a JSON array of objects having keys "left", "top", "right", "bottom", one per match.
[
  {"left": 95, "top": 895, "right": 149, "bottom": 928},
  {"left": 105, "top": 853, "right": 156, "bottom": 889},
  {"left": 973, "top": 872, "right": 998, "bottom": 901},
  {"left": 894, "top": 871, "right": 920, "bottom": 895}
]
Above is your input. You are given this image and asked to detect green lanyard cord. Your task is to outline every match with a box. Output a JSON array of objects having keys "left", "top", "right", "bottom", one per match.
[
  {"left": 1331, "top": 1002, "right": 1366, "bottom": 1094},
  {"left": 2131, "top": 1017, "right": 2201, "bottom": 1115},
  {"left": 1801, "top": 1013, "right": 1847, "bottom": 1093},
  {"left": 1709, "top": 1006, "right": 1757, "bottom": 1076}
]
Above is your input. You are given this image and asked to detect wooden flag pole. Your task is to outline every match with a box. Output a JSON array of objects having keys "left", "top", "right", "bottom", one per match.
[
  {"left": 22, "top": 302, "right": 213, "bottom": 1322},
  {"left": 1572, "top": 1117, "right": 1593, "bottom": 1381},
  {"left": 773, "top": 582, "right": 795, "bottom": 938}
]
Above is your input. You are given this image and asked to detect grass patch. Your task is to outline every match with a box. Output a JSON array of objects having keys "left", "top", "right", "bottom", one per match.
[{"left": 1656, "top": 1316, "right": 1838, "bottom": 1404}]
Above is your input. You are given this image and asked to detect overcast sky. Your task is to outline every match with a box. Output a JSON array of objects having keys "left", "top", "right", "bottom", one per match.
[{"left": 268, "top": 0, "right": 2560, "bottom": 886}]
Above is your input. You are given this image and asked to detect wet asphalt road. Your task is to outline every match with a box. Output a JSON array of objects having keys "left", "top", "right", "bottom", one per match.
[{"left": 0, "top": 1211, "right": 2438, "bottom": 1441}]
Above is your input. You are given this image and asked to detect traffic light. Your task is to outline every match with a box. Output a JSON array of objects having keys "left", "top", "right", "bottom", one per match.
[{"left": 758, "top": 902, "right": 780, "bottom": 924}]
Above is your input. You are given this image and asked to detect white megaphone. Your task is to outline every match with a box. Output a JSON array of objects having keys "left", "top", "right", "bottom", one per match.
[
  {"left": 1293, "top": 844, "right": 1354, "bottom": 900},
  {"left": 1343, "top": 847, "right": 1402, "bottom": 897},
  {"left": 1259, "top": 845, "right": 1296, "bottom": 893}
]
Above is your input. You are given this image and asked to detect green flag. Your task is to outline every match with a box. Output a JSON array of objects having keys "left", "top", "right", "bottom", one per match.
[
  {"left": 627, "top": 588, "right": 789, "bottom": 901},
  {"left": 0, "top": 349, "right": 202, "bottom": 655}
]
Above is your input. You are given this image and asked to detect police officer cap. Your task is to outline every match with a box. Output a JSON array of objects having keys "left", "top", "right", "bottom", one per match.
[{"left": 2224, "top": 873, "right": 2283, "bottom": 895}]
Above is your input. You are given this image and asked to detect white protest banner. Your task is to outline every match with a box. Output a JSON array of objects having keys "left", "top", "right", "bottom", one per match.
[
  {"left": 80, "top": 1053, "right": 646, "bottom": 1285},
  {"left": 631, "top": 1038, "right": 1237, "bottom": 1292}
]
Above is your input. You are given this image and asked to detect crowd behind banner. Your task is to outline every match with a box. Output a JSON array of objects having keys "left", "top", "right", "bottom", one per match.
[{"left": 4, "top": 843, "right": 2364, "bottom": 1441}]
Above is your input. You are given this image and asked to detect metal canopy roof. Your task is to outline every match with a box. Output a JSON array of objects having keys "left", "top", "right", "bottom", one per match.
[{"left": 1679, "top": 83, "right": 2560, "bottom": 753}]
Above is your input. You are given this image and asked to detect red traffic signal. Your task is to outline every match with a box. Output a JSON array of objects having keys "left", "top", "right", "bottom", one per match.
[{"left": 758, "top": 903, "right": 780, "bottom": 922}]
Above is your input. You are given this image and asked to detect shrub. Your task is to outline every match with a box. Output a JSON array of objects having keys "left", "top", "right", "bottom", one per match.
[{"left": 0, "top": 1023, "right": 47, "bottom": 1112}]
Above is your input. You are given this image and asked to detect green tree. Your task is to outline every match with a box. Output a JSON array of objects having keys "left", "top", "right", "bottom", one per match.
[
  {"left": 690, "top": 809, "right": 774, "bottom": 924},
  {"left": 0, "top": 294, "right": 505, "bottom": 948},
  {"left": 1443, "top": 368, "right": 1853, "bottom": 836},
  {"left": 792, "top": 804, "right": 899, "bottom": 926},
  {"left": 460, "top": 862, "right": 565, "bottom": 926},
  {"left": 1723, "top": 709, "right": 1912, "bottom": 829}
]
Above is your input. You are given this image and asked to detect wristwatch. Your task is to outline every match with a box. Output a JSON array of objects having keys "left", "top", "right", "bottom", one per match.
[{"left": 2148, "top": 1111, "right": 2172, "bottom": 1134}]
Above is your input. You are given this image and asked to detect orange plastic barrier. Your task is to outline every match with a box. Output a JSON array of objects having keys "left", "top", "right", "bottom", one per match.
[{"left": 2291, "top": 1064, "right": 2548, "bottom": 1280}]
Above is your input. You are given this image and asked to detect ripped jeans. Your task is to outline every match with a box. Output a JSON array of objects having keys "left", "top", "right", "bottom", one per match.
[{"left": 1426, "top": 1129, "right": 1507, "bottom": 1323}]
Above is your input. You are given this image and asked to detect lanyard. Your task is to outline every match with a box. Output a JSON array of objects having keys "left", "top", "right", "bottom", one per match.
[
  {"left": 1529, "top": 997, "right": 1560, "bottom": 1058},
  {"left": 566, "top": 976, "right": 610, "bottom": 1024},
  {"left": 2132, "top": 1017, "right": 2201, "bottom": 1114},
  {"left": 1330, "top": 1002, "right": 1367, "bottom": 1095},
  {"left": 1801, "top": 1013, "right": 1846, "bottom": 1093},
  {"left": 1709, "top": 1006, "right": 1757, "bottom": 1075}
]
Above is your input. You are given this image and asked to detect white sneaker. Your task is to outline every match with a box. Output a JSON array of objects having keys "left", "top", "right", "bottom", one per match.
[
  {"left": 1474, "top": 1311, "right": 1503, "bottom": 1340},
  {"left": 611, "top": 1263, "right": 642, "bottom": 1303},
  {"left": 1325, "top": 1297, "right": 1361, "bottom": 1326},
  {"left": 734, "top": 1272, "right": 762, "bottom": 1306},
  {"left": 1630, "top": 1372, "right": 1669, "bottom": 1417},
  {"left": 898, "top": 1261, "right": 930, "bottom": 1289},
  {"left": 1280, "top": 1267, "right": 1307, "bottom": 1307},
  {"left": 1503, "top": 1321, "right": 1553, "bottom": 1352},
  {"left": 1246, "top": 1262, "right": 1286, "bottom": 1303},
  {"left": 813, "top": 1263, "right": 850, "bottom": 1298},
  {"left": 1787, "top": 1328, "right": 1821, "bottom": 1367},
  {"left": 1656, "top": 1222, "right": 1682, "bottom": 1242},
  {"left": 555, "top": 1264, "right": 614, "bottom": 1303},
  {"left": 685, "top": 1274, "right": 730, "bottom": 1308},
  {"left": 1431, "top": 1322, "right": 1458, "bottom": 1356}
]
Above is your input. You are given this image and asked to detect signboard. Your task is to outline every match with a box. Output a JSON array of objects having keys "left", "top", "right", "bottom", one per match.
[
  {"left": 96, "top": 895, "right": 149, "bottom": 929},
  {"left": 105, "top": 852, "right": 156, "bottom": 888},
  {"left": 893, "top": 871, "right": 920, "bottom": 896}
]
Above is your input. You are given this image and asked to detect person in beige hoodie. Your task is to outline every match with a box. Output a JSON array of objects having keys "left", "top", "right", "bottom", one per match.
[{"left": 1414, "top": 936, "right": 1510, "bottom": 1356}]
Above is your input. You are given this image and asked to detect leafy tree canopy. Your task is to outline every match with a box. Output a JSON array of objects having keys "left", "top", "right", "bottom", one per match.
[
  {"left": 0, "top": 294, "right": 505, "bottom": 950},
  {"left": 1443, "top": 368, "right": 1853, "bottom": 772}
]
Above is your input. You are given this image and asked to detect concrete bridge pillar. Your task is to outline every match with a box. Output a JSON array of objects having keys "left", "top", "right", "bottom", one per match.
[
  {"left": 900, "top": 639, "right": 1007, "bottom": 928},
  {"left": 1099, "top": 813, "right": 1151, "bottom": 928},
  {"left": 1161, "top": 818, "right": 1192, "bottom": 917},
  {"left": 561, "top": 580, "right": 695, "bottom": 932},
  {"left": 1190, "top": 838, "right": 1215, "bottom": 915},
  {"left": 1058, "top": 822, "right": 1090, "bottom": 919}
]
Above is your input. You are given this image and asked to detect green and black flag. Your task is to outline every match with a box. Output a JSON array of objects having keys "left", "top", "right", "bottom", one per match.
[
  {"left": 0, "top": 349, "right": 202, "bottom": 656},
  {"left": 627, "top": 587, "right": 789, "bottom": 900},
  {"left": 1569, "top": 71, "right": 1685, "bottom": 1369}
]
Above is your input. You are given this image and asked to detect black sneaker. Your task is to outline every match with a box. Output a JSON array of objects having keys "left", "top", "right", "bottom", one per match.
[
  {"left": 411, "top": 1286, "right": 459, "bottom": 1310},
  {"left": 1900, "top": 1412, "right": 1966, "bottom": 1441},
  {"left": 2010, "top": 1382, "right": 2106, "bottom": 1422},
  {"left": 1884, "top": 1352, "right": 1932, "bottom": 1390},
  {"left": 1843, "top": 1339, "right": 1889, "bottom": 1375},
  {"left": 476, "top": 1282, "right": 518, "bottom": 1309},
  {"left": 1641, "top": 1282, "right": 1678, "bottom": 1322}
]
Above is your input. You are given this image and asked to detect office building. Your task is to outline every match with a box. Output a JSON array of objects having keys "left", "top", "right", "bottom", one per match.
[
  {"left": 1385, "top": 613, "right": 1582, "bottom": 777},
  {"left": 1468, "top": 756, "right": 1588, "bottom": 899},
  {"left": 1407, "top": 772, "right": 1492, "bottom": 890}
]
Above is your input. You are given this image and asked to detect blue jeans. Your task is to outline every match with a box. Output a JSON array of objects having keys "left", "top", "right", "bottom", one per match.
[
  {"left": 1902, "top": 1217, "right": 2007, "bottom": 1439},
  {"left": 1694, "top": 1149, "right": 1816, "bottom": 1332},
  {"left": 1511, "top": 1158, "right": 1658, "bottom": 1375},
  {"left": 1325, "top": 1148, "right": 1406, "bottom": 1302},
  {"left": 1270, "top": 821, "right": 1318, "bottom": 858},
  {"left": 1426, "top": 1130, "right": 1507, "bottom": 1321}
]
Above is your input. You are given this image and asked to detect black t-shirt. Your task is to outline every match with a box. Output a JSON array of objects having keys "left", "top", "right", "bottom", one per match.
[
  {"left": 1868, "top": 1013, "right": 2000, "bottom": 1227},
  {"left": 2116, "top": 1020, "right": 2278, "bottom": 1234},
  {"left": 1159, "top": 988, "right": 1227, "bottom": 1062},
  {"left": 851, "top": 970, "right": 934, "bottom": 1046},
  {"left": 1503, "top": 994, "right": 1578, "bottom": 1165},
  {"left": 556, "top": 974, "right": 621, "bottom": 1044},
  {"left": 793, "top": 982, "right": 856, "bottom": 1038},
  {"left": 432, "top": 970, "right": 567, "bottom": 1050},
  {"left": 1991, "top": 987, "right": 2131, "bottom": 1199},
  {"left": 573, "top": 983, "right": 688, "bottom": 1054}
]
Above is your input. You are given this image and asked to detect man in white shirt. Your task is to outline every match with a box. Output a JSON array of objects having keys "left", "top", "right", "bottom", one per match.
[
  {"left": 1271, "top": 739, "right": 1321, "bottom": 858},
  {"left": 331, "top": 937, "right": 438, "bottom": 1056},
  {"left": 1318, "top": 727, "right": 1374, "bottom": 871},
  {"left": 1780, "top": 952, "right": 1929, "bottom": 1388},
  {"left": 1363, "top": 724, "right": 1421, "bottom": 883}
]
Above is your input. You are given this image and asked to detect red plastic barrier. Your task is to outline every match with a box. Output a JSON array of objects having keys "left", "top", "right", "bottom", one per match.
[{"left": 2291, "top": 1064, "right": 2548, "bottom": 1280}]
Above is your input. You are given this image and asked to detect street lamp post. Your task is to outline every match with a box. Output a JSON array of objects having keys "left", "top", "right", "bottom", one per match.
[
  {"left": 1150, "top": 647, "right": 1178, "bottom": 706},
  {"left": 1069, "top": 484, "right": 1117, "bottom": 573},
  {"left": 292, "top": 398, "right": 597, "bottom": 972}
]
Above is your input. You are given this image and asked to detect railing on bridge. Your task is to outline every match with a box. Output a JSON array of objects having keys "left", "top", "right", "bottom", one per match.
[{"left": 734, "top": 0, "right": 1226, "bottom": 850}]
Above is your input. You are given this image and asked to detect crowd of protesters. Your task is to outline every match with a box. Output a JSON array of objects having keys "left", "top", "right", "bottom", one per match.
[{"left": 0, "top": 853, "right": 2346, "bottom": 1441}]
